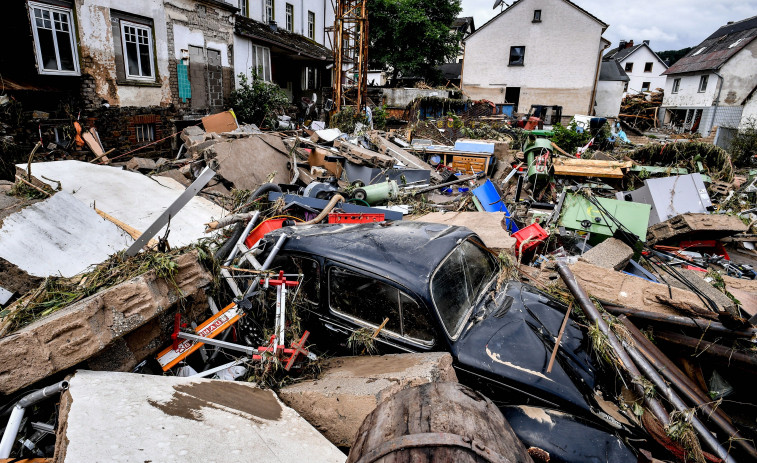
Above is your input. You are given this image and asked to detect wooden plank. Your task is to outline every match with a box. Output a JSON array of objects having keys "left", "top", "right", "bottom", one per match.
[
  {"left": 552, "top": 159, "right": 626, "bottom": 178},
  {"left": 82, "top": 132, "right": 104, "bottom": 156},
  {"left": 202, "top": 110, "right": 238, "bottom": 133}
]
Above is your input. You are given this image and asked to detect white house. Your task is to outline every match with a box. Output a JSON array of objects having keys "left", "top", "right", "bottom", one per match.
[
  {"left": 603, "top": 40, "right": 667, "bottom": 96},
  {"left": 231, "top": 0, "right": 334, "bottom": 102},
  {"left": 594, "top": 60, "right": 629, "bottom": 118},
  {"left": 461, "top": 0, "right": 609, "bottom": 117},
  {"left": 660, "top": 16, "right": 757, "bottom": 143}
]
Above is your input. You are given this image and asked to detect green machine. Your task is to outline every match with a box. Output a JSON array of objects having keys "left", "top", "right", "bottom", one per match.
[
  {"left": 523, "top": 137, "right": 553, "bottom": 182},
  {"left": 558, "top": 193, "right": 651, "bottom": 244},
  {"left": 352, "top": 180, "right": 400, "bottom": 205}
]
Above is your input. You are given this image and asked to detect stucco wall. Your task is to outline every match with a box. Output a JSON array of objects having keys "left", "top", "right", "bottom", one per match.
[
  {"left": 233, "top": 0, "right": 334, "bottom": 49},
  {"left": 618, "top": 46, "right": 667, "bottom": 95},
  {"left": 75, "top": 0, "right": 171, "bottom": 107},
  {"left": 661, "top": 72, "right": 718, "bottom": 107},
  {"left": 595, "top": 80, "right": 624, "bottom": 118},
  {"left": 462, "top": 0, "right": 606, "bottom": 116},
  {"left": 741, "top": 93, "right": 757, "bottom": 127}
]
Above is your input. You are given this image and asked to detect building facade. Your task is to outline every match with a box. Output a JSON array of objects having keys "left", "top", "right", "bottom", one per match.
[
  {"left": 603, "top": 40, "right": 667, "bottom": 96},
  {"left": 461, "top": 0, "right": 609, "bottom": 116}
]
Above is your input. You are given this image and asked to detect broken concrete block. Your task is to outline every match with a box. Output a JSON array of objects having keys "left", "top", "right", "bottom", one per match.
[
  {"left": 125, "top": 157, "right": 157, "bottom": 172},
  {"left": 567, "top": 260, "right": 712, "bottom": 317},
  {"left": 209, "top": 134, "right": 291, "bottom": 189},
  {"left": 0, "top": 251, "right": 211, "bottom": 394},
  {"left": 279, "top": 353, "right": 457, "bottom": 448},
  {"left": 180, "top": 125, "right": 207, "bottom": 147},
  {"left": 647, "top": 213, "right": 748, "bottom": 244},
  {"left": 412, "top": 212, "right": 516, "bottom": 251},
  {"left": 187, "top": 139, "right": 218, "bottom": 159},
  {"left": 658, "top": 269, "right": 738, "bottom": 315},
  {"left": 55, "top": 371, "right": 346, "bottom": 463},
  {"left": 579, "top": 238, "right": 633, "bottom": 271},
  {"left": 723, "top": 275, "right": 757, "bottom": 317}
]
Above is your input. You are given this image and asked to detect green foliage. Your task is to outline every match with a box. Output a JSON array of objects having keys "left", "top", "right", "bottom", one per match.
[
  {"left": 368, "top": 0, "right": 462, "bottom": 84},
  {"left": 372, "top": 105, "right": 388, "bottom": 130},
  {"left": 729, "top": 117, "right": 757, "bottom": 167},
  {"left": 229, "top": 74, "right": 289, "bottom": 128},
  {"left": 330, "top": 106, "right": 369, "bottom": 134},
  {"left": 656, "top": 47, "right": 694, "bottom": 66},
  {"left": 549, "top": 122, "right": 591, "bottom": 154}
]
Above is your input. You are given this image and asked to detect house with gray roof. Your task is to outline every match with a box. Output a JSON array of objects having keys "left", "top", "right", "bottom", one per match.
[{"left": 603, "top": 40, "right": 667, "bottom": 96}]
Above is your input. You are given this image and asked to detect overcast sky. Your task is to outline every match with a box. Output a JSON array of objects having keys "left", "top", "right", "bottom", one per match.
[{"left": 461, "top": 0, "right": 757, "bottom": 51}]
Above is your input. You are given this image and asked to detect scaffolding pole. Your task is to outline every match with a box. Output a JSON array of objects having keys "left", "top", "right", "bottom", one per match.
[{"left": 333, "top": 0, "right": 368, "bottom": 113}]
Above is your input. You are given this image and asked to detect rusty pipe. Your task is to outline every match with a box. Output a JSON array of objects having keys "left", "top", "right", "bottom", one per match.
[
  {"left": 656, "top": 331, "right": 757, "bottom": 370},
  {"left": 297, "top": 194, "right": 344, "bottom": 226},
  {"left": 620, "top": 317, "right": 757, "bottom": 460},
  {"left": 554, "top": 260, "right": 670, "bottom": 425}
]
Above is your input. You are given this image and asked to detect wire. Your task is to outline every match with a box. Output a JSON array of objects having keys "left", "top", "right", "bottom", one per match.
[{"left": 346, "top": 198, "right": 370, "bottom": 207}]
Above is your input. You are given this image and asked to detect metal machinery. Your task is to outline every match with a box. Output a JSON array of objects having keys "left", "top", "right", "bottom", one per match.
[{"left": 332, "top": 0, "right": 368, "bottom": 113}]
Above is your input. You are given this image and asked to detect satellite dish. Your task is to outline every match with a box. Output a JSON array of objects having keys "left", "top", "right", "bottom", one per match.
[{"left": 493, "top": 0, "right": 503, "bottom": 9}]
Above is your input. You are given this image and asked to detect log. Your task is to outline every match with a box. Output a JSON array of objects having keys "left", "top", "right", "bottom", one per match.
[{"left": 347, "top": 382, "right": 533, "bottom": 463}]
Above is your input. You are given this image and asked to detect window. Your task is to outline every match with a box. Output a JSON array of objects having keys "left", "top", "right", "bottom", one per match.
[
  {"left": 246, "top": 44, "right": 272, "bottom": 82},
  {"left": 135, "top": 123, "right": 155, "bottom": 142},
  {"left": 532, "top": 9, "right": 541, "bottom": 22},
  {"left": 265, "top": 0, "right": 274, "bottom": 23},
  {"left": 238, "top": 0, "right": 247, "bottom": 17},
  {"left": 28, "top": 2, "right": 79, "bottom": 75},
  {"left": 692, "top": 47, "right": 706, "bottom": 56},
  {"left": 329, "top": 267, "right": 434, "bottom": 344},
  {"left": 286, "top": 3, "right": 294, "bottom": 32},
  {"left": 623, "top": 82, "right": 629, "bottom": 92},
  {"left": 672, "top": 78, "right": 680, "bottom": 93},
  {"left": 698, "top": 75, "right": 708, "bottom": 92},
  {"left": 641, "top": 81, "right": 650, "bottom": 92},
  {"left": 624, "top": 62, "right": 633, "bottom": 72},
  {"left": 644, "top": 62, "right": 653, "bottom": 72},
  {"left": 120, "top": 21, "right": 155, "bottom": 80},
  {"left": 509, "top": 46, "right": 525, "bottom": 66},
  {"left": 431, "top": 240, "right": 499, "bottom": 339},
  {"left": 302, "top": 66, "right": 318, "bottom": 90},
  {"left": 270, "top": 255, "right": 320, "bottom": 307},
  {"left": 307, "top": 11, "right": 315, "bottom": 40}
]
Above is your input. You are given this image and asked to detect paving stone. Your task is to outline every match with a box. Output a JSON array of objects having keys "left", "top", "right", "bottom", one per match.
[{"left": 579, "top": 238, "right": 634, "bottom": 271}]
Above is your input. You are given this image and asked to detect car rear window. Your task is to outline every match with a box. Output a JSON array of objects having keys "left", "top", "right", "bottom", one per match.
[{"left": 431, "top": 239, "right": 499, "bottom": 338}]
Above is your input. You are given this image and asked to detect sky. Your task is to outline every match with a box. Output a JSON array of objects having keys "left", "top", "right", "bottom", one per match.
[{"left": 461, "top": 0, "right": 757, "bottom": 51}]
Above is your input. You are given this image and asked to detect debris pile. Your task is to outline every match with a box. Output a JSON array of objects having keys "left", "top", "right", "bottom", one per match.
[{"left": 1, "top": 107, "right": 755, "bottom": 463}]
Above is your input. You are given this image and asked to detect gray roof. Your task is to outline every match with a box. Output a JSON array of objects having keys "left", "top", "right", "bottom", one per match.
[
  {"left": 599, "top": 60, "right": 630, "bottom": 81},
  {"left": 603, "top": 42, "right": 668, "bottom": 69},
  {"left": 664, "top": 16, "right": 757, "bottom": 75}
]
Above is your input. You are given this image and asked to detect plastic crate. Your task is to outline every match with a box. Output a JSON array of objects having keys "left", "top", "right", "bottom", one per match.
[
  {"left": 328, "top": 213, "right": 385, "bottom": 224},
  {"left": 512, "top": 222, "right": 549, "bottom": 255},
  {"left": 244, "top": 218, "right": 288, "bottom": 248}
]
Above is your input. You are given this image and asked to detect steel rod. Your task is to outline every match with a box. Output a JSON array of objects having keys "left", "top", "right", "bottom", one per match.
[{"left": 656, "top": 331, "right": 757, "bottom": 370}]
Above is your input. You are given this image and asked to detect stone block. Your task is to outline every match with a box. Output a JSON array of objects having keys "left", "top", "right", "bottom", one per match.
[
  {"left": 579, "top": 238, "right": 633, "bottom": 271},
  {"left": 647, "top": 213, "right": 748, "bottom": 244},
  {"left": 180, "top": 126, "right": 207, "bottom": 147},
  {"left": 279, "top": 353, "right": 457, "bottom": 448},
  {"left": 125, "top": 157, "right": 157, "bottom": 172},
  {"left": 55, "top": 371, "right": 345, "bottom": 463},
  {"left": 0, "top": 251, "right": 211, "bottom": 394}
]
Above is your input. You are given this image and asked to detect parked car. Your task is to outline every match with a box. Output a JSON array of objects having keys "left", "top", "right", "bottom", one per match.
[{"left": 249, "top": 221, "right": 637, "bottom": 462}]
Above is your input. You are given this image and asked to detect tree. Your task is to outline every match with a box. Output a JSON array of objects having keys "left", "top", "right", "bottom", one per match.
[
  {"left": 656, "top": 47, "right": 693, "bottom": 67},
  {"left": 368, "top": 0, "right": 462, "bottom": 85}
]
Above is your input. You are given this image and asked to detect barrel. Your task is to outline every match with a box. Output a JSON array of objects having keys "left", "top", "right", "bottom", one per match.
[{"left": 347, "top": 382, "right": 533, "bottom": 463}]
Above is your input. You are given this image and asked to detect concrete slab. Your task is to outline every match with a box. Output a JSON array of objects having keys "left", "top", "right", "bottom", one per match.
[
  {"left": 279, "top": 353, "right": 457, "bottom": 448},
  {"left": 0, "top": 251, "right": 211, "bottom": 394},
  {"left": 56, "top": 371, "right": 346, "bottom": 463},
  {"left": 17, "top": 161, "right": 226, "bottom": 249},
  {"left": 412, "top": 212, "right": 516, "bottom": 251},
  {"left": 579, "top": 238, "right": 633, "bottom": 271},
  {"left": 0, "top": 191, "right": 134, "bottom": 277},
  {"left": 647, "top": 213, "right": 748, "bottom": 244},
  {"left": 207, "top": 134, "right": 291, "bottom": 189}
]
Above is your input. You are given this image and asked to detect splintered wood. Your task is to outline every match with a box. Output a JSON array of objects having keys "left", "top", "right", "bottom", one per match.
[{"left": 552, "top": 158, "right": 632, "bottom": 178}]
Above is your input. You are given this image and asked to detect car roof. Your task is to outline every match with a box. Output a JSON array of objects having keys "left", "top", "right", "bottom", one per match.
[{"left": 265, "top": 221, "right": 477, "bottom": 291}]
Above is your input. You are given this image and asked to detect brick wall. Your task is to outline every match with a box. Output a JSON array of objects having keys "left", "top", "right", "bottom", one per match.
[{"left": 89, "top": 106, "right": 177, "bottom": 158}]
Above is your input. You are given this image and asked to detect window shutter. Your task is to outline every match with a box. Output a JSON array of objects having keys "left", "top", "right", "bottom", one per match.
[{"left": 111, "top": 16, "right": 126, "bottom": 81}]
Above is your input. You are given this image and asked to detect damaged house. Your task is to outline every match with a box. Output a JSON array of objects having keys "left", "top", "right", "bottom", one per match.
[
  {"left": 461, "top": 0, "right": 609, "bottom": 117},
  {"left": 233, "top": 0, "right": 333, "bottom": 105},
  {"left": 659, "top": 15, "right": 757, "bottom": 146}
]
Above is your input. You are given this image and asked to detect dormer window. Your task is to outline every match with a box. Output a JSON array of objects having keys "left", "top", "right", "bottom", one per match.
[
  {"left": 692, "top": 47, "right": 707, "bottom": 56},
  {"left": 533, "top": 10, "right": 541, "bottom": 22}
]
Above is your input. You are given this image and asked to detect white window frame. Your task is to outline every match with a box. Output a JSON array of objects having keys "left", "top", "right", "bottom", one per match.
[
  {"left": 286, "top": 3, "right": 293, "bottom": 32},
  {"left": 265, "top": 0, "right": 274, "bottom": 23},
  {"left": 120, "top": 20, "right": 155, "bottom": 81},
  {"left": 239, "top": 0, "right": 247, "bottom": 17},
  {"left": 698, "top": 75, "right": 708, "bottom": 93},
  {"left": 672, "top": 78, "right": 680, "bottom": 94},
  {"left": 307, "top": 11, "right": 315, "bottom": 40},
  {"left": 28, "top": 1, "right": 80, "bottom": 76},
  {"left": 250, "top": 44, "right": 272, "bottom": 82}
]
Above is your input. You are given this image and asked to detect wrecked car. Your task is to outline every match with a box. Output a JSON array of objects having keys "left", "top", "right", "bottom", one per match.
[{"left": 249, "top": 221, "right": 638, "bottom": 462}]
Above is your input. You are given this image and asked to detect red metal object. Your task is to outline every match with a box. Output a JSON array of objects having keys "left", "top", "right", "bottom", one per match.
[
  {"left": 285, "top": 331, "right": 311, "bottom": 371},
  {"left": 679, "top": 239, "right": 730, "bottom": 260},
  {"left": 244, "top": 218, "right": 288, "bottom": 248},
  {"left": 523, "top": 116, "right": 541, "bottom": 131},
  {"left": 171, "top": 312, "right": 182, "bottom": 351},
  {"left": 512, "top": 222, "right": 549, "bottom": 255},
  {"left": 328, "top": 213, "right": 385, "bottom": 224},
  {"left": 261, "top": 270, "right": 300, "bottom": 288}
]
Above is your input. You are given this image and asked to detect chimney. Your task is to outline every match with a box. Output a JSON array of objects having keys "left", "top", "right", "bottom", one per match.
[
  {"left": 643, "top": 40, "right": 650, "bottom": 46},
  {"left": 727, "top": 21, "right": 734, "bottom": 25},
  {"left": 619, "top": 40, "right": 627, "bottom": 49},
  {"left": 626, "top": 40, "right": 634, "bottom": 49}
]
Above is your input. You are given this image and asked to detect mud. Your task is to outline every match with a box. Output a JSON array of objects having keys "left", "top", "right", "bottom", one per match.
[
  {"left": 0, "top": 256, "right": 43, "bottom": 297},
  {"left": 149, "top": 381, "right": 282, "bottom": 422},
  {"left": 327, "top": 354, "right": 422, "bottom": 376}
]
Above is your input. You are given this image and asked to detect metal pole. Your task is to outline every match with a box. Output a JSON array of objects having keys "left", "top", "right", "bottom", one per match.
[
  {"left": 620, "top": 316, "right": 757, "bottom": 460},
  {"left": 242, "top": 234, "right": 288, "bottom": 300},
  {"left": 554, "top": 260, "right": 670, "bottom": 425}
]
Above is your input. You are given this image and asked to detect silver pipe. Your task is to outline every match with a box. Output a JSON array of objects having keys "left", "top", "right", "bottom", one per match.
[
  {"left": 242, "top": 234, "right": 288, "bottom": 299},
  {"left": 0, "top": 380, "right": 69, "bottom": 458}
]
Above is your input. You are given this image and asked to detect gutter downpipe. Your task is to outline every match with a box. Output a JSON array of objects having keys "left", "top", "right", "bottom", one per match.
[
  {"left": 711, "top": 70, "right": 724, "bottom": 137},
  {"left": 589, "top": 39, "right": 609, "bottom": 116},
  {"left": 0, "top": 380, "right": 69, "bottom": 458}
]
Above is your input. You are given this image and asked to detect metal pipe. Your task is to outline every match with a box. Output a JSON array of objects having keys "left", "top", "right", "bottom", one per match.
[
  {"left": 605, "top": 305, "right": 756, "bottom": 341},
  {"left": 619, "top": 317, "right": 757, "bottom": 460},
  {"left": 0, "top": 380, "right": 69, "bottom": 458},
  {"left": 192, "top": 358, "right": 250, "bottom": 379},
  {"left": 656, "top": 331, "right": 757, "bottom": 370},
  {"left": 242, "top": 234, "right": 288, "bottom": 299},
  {"left": 622, "top": 340, "right": 738, "bottom": 463},
  {"left": 555, "top": 260, "right": 670, "bottom": 425}
]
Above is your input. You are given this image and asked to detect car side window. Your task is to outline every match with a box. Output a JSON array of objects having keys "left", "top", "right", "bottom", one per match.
[
  {"left": 269, "top": 255, "right": 320, "bottom": 306},
  {"left": 329, "top": 266, "right": 434, "bottom": 344}
]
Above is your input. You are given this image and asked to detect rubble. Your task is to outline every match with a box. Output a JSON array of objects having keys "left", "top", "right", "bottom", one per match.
[
  {"left": 279, "top": 353, "right": 457, "bottom": 448},
  {"left": 647, "top": 213, "right": 749, "bottom": 244},
  {"left": 411, "top": 211, "right": 516, "bottom": 251},
  {"left": 578, "top": 237, "right": 634, "bottom": 270}
]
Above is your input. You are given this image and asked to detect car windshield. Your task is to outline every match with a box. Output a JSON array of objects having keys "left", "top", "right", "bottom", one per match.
[{"left": 430, "top": 239, "right": 500, "bottom": 338}]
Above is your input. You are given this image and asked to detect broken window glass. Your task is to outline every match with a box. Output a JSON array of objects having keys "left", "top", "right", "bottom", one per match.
[
  {"left": 509, "top": 46, "right": 525, "bottom": 66},
  {"left": 270, "top": 255, "right": 320, "bottom": 308},
  {"left": 329, "top": 267, "right": 402, "bottom": 335},
  {"left": 29, "top": 3, "right": 79, "bottom": 75},
  {"left": 431, "top": 240, "right": 498, "bottom": 338}
]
